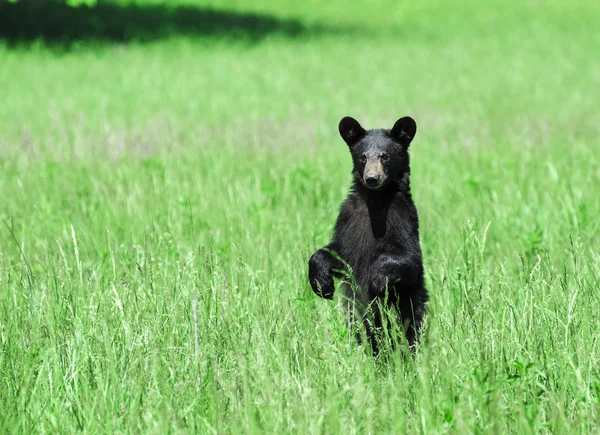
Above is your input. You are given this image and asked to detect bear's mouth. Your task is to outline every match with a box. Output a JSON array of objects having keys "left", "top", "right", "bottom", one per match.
[{"left": 363, "top": 175, "right": 386, "bottom": 190}]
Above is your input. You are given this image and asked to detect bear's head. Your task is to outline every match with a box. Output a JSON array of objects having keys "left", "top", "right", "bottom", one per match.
[{"left": 338, "top": 116, "right": 417, "bottom": 191}]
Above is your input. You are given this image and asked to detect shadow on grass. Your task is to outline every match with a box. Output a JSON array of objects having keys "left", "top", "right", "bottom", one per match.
[{"left": 0, "top": 0, "right": 358, "bottom": 47}]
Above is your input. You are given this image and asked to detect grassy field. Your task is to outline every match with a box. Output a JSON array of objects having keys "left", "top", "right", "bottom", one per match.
[{"left": 1, "top": 0, "right": 600, "bottom": 433}]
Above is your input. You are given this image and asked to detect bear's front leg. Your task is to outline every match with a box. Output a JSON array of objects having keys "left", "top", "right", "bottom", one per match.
[
  {"left": 308, "top": 244, "right": 343, "bottom": 300},
  {"left": 370, "top": 252, "right": 425, "bottom": 348}
]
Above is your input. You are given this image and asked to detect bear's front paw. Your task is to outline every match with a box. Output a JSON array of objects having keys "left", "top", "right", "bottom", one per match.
[
  {"left": 309, "top": 274, "right": 335, "bottom": 300},
  {"left": 308, "top": 251, "right": 336, "bottom": 300},
  {"left": 369, "top": 275, "right": 391, "bottom": 297}
]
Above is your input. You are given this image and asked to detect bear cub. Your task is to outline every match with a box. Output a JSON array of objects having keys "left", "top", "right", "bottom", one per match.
[{"left": 308, "top": 115, "right": 428, "bottom": 353}]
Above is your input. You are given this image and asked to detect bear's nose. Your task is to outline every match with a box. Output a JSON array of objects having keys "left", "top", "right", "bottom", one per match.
[{"left": 365, "top": 175, "right": 380, "bottom": 187}]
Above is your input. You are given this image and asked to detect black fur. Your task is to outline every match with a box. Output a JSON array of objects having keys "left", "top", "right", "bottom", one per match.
[{"left": 308, "top": 116, "right": 428, "bottom": 354}]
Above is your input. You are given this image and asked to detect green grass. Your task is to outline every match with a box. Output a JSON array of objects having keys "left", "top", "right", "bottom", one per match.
[{"left": 1, "top": 1, "right": 600, "bottom": 433}]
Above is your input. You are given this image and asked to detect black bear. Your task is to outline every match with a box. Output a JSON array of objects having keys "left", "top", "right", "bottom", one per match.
[{"left": 308, "top": 115, "right": 428, "bottom": 354}]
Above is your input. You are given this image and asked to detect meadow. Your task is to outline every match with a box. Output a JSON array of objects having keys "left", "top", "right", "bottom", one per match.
[{"left": 1, "top": 0, "right": 599, "bottom": 433}]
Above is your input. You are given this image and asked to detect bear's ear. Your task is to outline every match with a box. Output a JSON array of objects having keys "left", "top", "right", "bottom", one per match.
[
  {"left": 339, "top": 116, "right": 366, "bottom": 147},
  {"left": 391, "top": 116, "right": 417, "bottom": 146}
]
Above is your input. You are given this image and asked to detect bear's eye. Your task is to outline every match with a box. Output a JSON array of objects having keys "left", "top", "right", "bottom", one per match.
[
  {"left": 360, "top": 154, "right": 367, "bottom": 163},
  {"left": 381, "top": 153, "right": 389, "bottom": 162}
]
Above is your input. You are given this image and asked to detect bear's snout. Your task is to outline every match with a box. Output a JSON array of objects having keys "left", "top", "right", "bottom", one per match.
[
  {"left": 365, "top": 174, "right": 381, "bottom": 188},
  {"left": 363, "top": 159, "right": 386, "bottom": 189}
]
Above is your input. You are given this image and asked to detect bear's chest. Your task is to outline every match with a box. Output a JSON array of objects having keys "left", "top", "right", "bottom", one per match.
[{"left": 335, "top": 200, "right": 403, "bottom": 271}]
